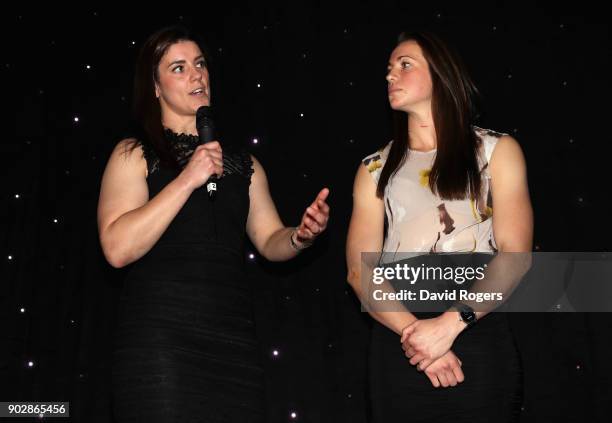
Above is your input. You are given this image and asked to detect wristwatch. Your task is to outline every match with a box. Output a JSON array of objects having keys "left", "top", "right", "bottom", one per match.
[{"left": 454, "top": 303, "right": 477, "bottom": 328}]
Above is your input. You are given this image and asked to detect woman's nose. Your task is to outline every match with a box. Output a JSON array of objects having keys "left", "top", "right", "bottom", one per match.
[{"left": 190, "top": 67, "right": 204, "bottom": 81}]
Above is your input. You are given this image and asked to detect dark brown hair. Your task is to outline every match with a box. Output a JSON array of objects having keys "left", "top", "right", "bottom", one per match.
[
  {"left": 126, "top": 25, "right": 211, "bottom": 169},
  {"left": 377, "top": 31, "right": 482, "bottom": 200}
]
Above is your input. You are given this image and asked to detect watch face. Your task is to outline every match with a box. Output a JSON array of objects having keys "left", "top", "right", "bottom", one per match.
[{"left": 461, "top": 311, "right": 476, "bottom": 324}]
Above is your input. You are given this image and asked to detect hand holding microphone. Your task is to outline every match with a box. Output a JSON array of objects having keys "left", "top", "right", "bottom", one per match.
[
  {"left": 196, "top": 106, "right": 221, "bottom": 199},
  {"left": 179, "top": 106, "right": 223, "bottom": 197},
  {"left": 180, "top": 142, "right": 223, "bottom": 192}
]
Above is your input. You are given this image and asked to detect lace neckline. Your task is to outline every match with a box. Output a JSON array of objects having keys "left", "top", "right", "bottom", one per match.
[{"left": 163, "top": 128, "right": 200, "bottom": 167}]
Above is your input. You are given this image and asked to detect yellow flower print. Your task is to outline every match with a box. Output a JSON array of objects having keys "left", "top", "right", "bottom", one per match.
[
  {"left": 367, "top": 157, "right": 382, "bottom": 173},
  {"left": 419, "top": 168, "right": 431, "bottom": 187}
]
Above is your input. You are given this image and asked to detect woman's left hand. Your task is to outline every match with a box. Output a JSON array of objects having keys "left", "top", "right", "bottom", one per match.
[
  {"left": 296, "top": 188, "right": 330, "bottom": 242},
  {"left": 401, "top": 313, "right": 465, "bottom": 371}
]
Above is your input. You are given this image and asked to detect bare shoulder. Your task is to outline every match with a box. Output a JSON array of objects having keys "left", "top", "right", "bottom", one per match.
[
  {"left": 249, "top": 154, "right": 267, "bottom": 180},
  {"left": 490, "top": 135, "right": 527, "bottom": 174},
  {"left": 109, "top": 137, "right": 148, "bottom": 178}
]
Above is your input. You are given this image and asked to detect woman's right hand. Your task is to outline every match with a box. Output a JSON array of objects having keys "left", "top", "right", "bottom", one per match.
[
  {"left": 421, "top": 350, "right": 464, "bottom": 388},
  {"left": 179, "top": 141, "right": 223, "bottom": 191}
]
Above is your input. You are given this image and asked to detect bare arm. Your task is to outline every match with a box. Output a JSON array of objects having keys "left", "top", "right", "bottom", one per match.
[
  {"left": 346, "top": 162, "right": 417, "bottom": 335},
  {"left": 246, "top": 155, "right": 329, "bottom": 261},
  {"left": 97, "top": 139, "right": 222, "bottom": 268},
  {"left": 489, "top": 135, "right": 534, "bottom": 253}
]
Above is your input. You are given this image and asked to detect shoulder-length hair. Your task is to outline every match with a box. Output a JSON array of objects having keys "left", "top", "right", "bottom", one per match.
[{"left": 377, "top": 31, "right": 482, "bottom": 200}]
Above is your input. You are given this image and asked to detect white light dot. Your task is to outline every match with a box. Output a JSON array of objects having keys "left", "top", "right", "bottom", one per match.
[
  {"left": 85, "top": 65, "right": 91, "bottom": 70},
  {"left": 15, "top": 194, "right": 20, "bottom": 198},
  {"left": 53, "top": 218, "right": 58, "bottom": 223},
  {"left": 576, "top": 364, "right": 581, "bottom": 370},
  {"left": 562, "top": 81, "right": 567, "bottom": 86},
  {"left": 8, "top": 255, "right": 12, "bottom": 260},
  {"left": 493, "top": 25, "right": 497, "bottom": 31},
  {"left": 131, "top": 41, "right": 136, "bottom": 45},
  {"left": 248, "top": 253, "right": 255, "bottom": 259},
  {"left": 252, "top": 138, "right": 259, "bottom": 144},
  {"left": 507, "top": 74, "right": 513, "bottom": 79},
  {"left": 347, "top": 393, "right": 352, "bottom": 398},
  {"left": 28, "top": 361, "right": 34, "bottom": 367},
  {"left": 272, "top": 349, "right": 279, "bottom": 357},
  {"left": 569, "top": 138, "right": 574, "bottom": 144},
  {"left": 74, "top": 117, "right": 79, "bottom": 123},
  {"left": 299, "top": 113, "right": 304, "bottom": 117},
  {"left": 290, "top": 411, "right": 297, "bottom": 419},
  {"left": 20, "top": 308, "right": 25, "bottom": 313},
  {"left": 256, "top": 83, "right": 262, "bottom": 88}
]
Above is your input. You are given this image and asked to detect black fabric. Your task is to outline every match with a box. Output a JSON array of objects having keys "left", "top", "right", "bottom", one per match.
[
  {"left": 369, "top": 313, "right": 522, "bottom": 423},
  {"left": 111, "top": 130, "right": 264, "bottom": 422}
]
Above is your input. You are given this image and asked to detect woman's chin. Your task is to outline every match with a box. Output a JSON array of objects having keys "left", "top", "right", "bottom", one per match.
[{"left": 190, "top": 97, "right": 211, "bottom": 111}]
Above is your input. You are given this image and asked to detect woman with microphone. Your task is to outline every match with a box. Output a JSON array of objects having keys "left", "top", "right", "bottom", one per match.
[{"left": 97, "top": 25, "right": 329, "bottom": 422}]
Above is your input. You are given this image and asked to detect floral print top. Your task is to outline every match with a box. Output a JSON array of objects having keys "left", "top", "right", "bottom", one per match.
[{"left": 362, "top": 126, "right": 504, "bottom": 259}]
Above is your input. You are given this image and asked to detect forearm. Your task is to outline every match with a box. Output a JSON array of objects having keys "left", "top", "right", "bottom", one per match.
[
  {"left": 100, "top": 174, "right": 194, "bottom": 267},
  {"left": 260, "top": 227, "right": 302, "bottom": 262},
  {"left": 450, "top": 252, "right": 532, "bottom": 321},
  {"left": 348, "top": 272, "right": 417, "bottom": 335}
]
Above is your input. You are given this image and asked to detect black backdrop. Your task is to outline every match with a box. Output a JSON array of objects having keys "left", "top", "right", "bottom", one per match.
[{"left": 2, "top": 3, "right": 610, "bottom": 423}]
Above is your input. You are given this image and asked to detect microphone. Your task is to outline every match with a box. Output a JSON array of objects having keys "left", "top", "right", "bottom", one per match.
[{"left": 196, "top": 106, "right": 218, "bottom": 199}]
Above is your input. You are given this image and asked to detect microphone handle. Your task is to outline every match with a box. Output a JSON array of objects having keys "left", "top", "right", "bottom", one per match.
[{"left": 199, "top": 124, "right": 218, "bottom": 200}]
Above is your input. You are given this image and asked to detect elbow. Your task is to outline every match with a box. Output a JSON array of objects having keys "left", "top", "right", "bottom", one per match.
[
  {"left": 346, "top": 268, "right": 360, "bottom": 290},
  {"left": 102, "top": 245, "right": 128, "bottom": 269},
  {"left": 99, "top": 234, "right": 130, "bottom": 269}
]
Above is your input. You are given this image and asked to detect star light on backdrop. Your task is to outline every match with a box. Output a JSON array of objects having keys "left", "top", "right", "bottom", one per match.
[{"left": 4, "top": 10, "right": 605, "bottom": 422}]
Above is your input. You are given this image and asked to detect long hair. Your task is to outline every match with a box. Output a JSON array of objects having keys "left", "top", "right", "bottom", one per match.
[
  {"left": 377, "top": 31, "right": 482, "bottom": 200},
  {"left": 127, "top": 25, "right": 211, "bottom": 169}
]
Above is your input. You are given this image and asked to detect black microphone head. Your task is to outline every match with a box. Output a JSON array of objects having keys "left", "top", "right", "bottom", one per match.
[
  {"left": 196, "top": 105, "right": 212, "bottom": 121},
  {"left": 196, "top": 106, "right": 215, "bottom": 143}
]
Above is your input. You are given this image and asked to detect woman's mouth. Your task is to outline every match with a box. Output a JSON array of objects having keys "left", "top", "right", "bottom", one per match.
[{"left": 190, "top": 88, "right": 206, "bottom": 96}]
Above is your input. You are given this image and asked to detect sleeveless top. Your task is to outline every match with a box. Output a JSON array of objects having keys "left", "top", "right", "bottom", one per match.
[
  {"left": 362, "top": 126, "right": 504, "bottom": 259},
  {"left": 132, "top": 128, "right": 254, "bottom": 263}
]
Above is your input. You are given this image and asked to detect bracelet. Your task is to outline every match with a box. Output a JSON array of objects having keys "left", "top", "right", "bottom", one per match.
[{"left": 290, "top": 228, "right": 313, "bottom": 252}]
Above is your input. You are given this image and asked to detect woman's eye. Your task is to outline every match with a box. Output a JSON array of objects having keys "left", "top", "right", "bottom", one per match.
[
  {"left": 196, "top": 60, "right": 206, "bottom": 68},
  {"left": 172, "top": 65, "right": 183, "bottom": 73},
  {"left": 401, "top": 62, "right": 411, "bottom": 69}
]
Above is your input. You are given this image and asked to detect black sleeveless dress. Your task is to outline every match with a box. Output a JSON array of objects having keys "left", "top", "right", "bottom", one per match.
[{"left": 111, "top": 130, "right": 265, "bottom": 422}]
